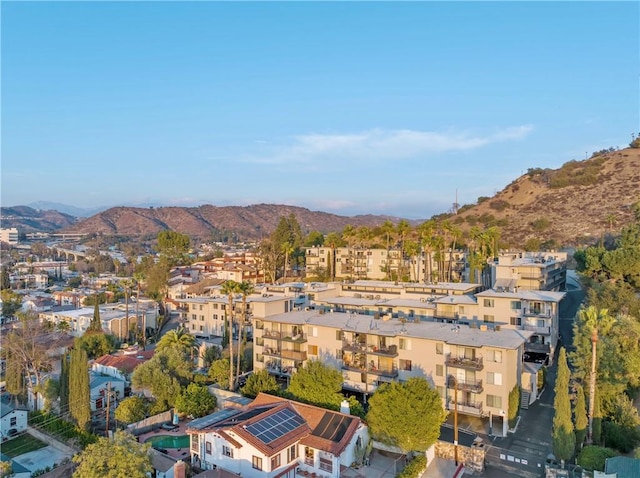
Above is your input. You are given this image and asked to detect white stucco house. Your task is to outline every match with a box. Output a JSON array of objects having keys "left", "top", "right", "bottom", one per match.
[
  {"left": 0, "top": 396, "right": 28, "bottom": 441},
  {"left": 187, "top": 393, "right": 369, "bottom": 478}
]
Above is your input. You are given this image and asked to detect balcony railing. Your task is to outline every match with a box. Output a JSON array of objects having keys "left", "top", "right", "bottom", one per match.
[
  {"left": 280, "top": 350, "right": 307, "bottom": 361},
  {"left": 522, "top": 309, "right": 551, "bottom": 318},
  {"left": 525, "top": 341, "right": 551, "bottom": 353},
  {"left": 281, "top": 333, "right": 307, "bottom": 343},
  {"left": 341, "top": 363, "right": 398, "bottom": 378},
  {"left": 447, "top": 399, "right": 483, "bottom": 416},
  {"left": 263, "top": 329, "right": 283, "bottom": 339},
  {"left": 342, "top": 341, "right": 367, "bottom": 353},
  {"left": 522, "top": 324, "right": 551, "bottom": 335},
  {"left": 265, "top": 363, "right": 295, "bottom": 377},
  {"left": 445, "top": 353, "right": 484, "bottom": 371},
  {"left": 342, "top": 341, "right": 399, "bottom": 357},
  {"left": 447, "top": 378, "right": 484, "bottom": 394}
]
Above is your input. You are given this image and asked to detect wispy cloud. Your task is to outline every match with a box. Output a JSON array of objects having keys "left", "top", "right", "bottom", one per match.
[{"left": 242, "top": 125, "right": 533, "bottom": 166}]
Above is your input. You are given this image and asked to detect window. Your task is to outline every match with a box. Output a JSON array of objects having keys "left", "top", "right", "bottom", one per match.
[
  {"left": 191, "top": 314, "right": 197, "bottom": 320},
  {"left": 336, "top": 330, "right": 344, "bottom": 341},
  {"left": 487, "top": 372, "right": 502, "bottom": 386},
  {"left": 213, "top": 304, "right": 218, "bottom": 309},
  {"left": 199, "top": 325, "right": 203, "bottom": 332},
  {"left": 271, "top": 454, "right": 281, "bottom": 470},
  {"left": 483, "top": 299, "right": 495, "bottom": 307},
  {"left": 308, "top": 345, "right": 318, "bottom": 355},
  {"left": 287, "top": 444, "right": 298, "bottom": 462},
  {"left": 192, "top": 304, "right": 197, "bottom": 311},
  {"left": 191, "top": 434, "right": 199, "bottom": 452},
  {"left": 510, "top": 317, "right": 521, "bottom": 326},
  {"left": 206, "top": 441, "right": 212, "bottom": 454},
  {"left": 10, "top": 417, "right": 16, "bottom": 426},
  {"left": 336, "top": 349, "right": 343, "bottom": 360},
  {"left": 400, "top": 359, "right": 412, "bottom": 371},
  {"left": 436, "top": 385, "right": 445, "bottom": 398},
  {"left": 486, "top": 394, "right": 502, "bottom": 408},
  {"left": 436, "top": 343, "right": 443, "bottom": 355},
  {"left": 213, "top": 314, "right": 218, "bottom": 320},
  {"left": 489, "top": 350, "right": 503, "bottom": 363},
  {"left": 223, "top": 445, "right": 233, "bottom": 458},
  {"left": 191, "top": 323, "right": 195, "bottom": 330},
  {"left": 510, "top": 300, "right": 522, "bottom": 310},
  {"left": 200, "top": 304, "right": 204, "bottom": 311},
  {"left": 200, "top": 315, "right": 205, "bottom": 321},
  {"left": 483, "top": 315, "right": 495, "bottom": 323},
  {"left": 399, "top": 338, "right": 411, "bottom": 350},
  {"left": 436, "top": 364, "right": 443, "bottom": 377},
  {"left": 312, "top": 327, "right": 318, "bottom": 337},
  {"left": 252, "top": 456, "right": 262, "bottom": 470}
]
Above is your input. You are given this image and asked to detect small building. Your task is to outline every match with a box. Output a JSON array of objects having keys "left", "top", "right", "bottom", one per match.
[
  {"left": 0, "top": 396, "right": 28, "bottom": 440},
  {"left": 89, "top": 372, "right": 126, "bottom": 412}
]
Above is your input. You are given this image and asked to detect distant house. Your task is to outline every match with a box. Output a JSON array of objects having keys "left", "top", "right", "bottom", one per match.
[
  {"left": 187, "top": 393, "right": 368, "bottom": 478},
  {"left": 92, "top": 349, "right": 154, "bottom": 386},
  {"left": 602, "top": 456, "right": 640, "bottom": 478},
  {"left": 0, "top": 396, "right": 28, "bottom": 440},
  {"left": 89, "top": 371, "right": 126, "bottom": 412}
]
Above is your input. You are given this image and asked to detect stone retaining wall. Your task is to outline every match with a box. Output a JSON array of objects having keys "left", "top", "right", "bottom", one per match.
[{"left": 434, "top": 441, "right": 485, "bottom": 473}]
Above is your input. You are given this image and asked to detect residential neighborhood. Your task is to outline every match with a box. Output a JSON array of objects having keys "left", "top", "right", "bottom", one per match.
[{"left": 2, "top": 208, "right": 639, "bottom": 478}]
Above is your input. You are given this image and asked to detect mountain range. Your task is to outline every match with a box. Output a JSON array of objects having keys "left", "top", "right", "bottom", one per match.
[{"left": 3, "top": 147, "right": 639, "bottom": 246}]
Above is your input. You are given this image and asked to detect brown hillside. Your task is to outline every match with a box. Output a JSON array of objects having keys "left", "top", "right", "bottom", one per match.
[
  {"left": 62, "top": 204, "right": 401, "bottom": 239},
  {"left": 452, "top": 147, "right": 640, "bottom": 246}
]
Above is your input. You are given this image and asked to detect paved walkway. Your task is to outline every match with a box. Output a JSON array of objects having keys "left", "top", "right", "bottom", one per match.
[
  {"left": 341, "top": 450, "right": 404, "bottom": 478},
  {"left": 422, "top": 457, "right": 463, "bottom": 477}
]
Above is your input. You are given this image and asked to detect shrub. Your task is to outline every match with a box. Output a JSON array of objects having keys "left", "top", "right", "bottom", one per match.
[
  {"left": 577, "top": 446, "right": 618, "bottom": 471},
  {"left": 629, "top": 135, "right": 640, "bottom": 148},
  {"left": 397, "top": 454, "right": 427, "bottom": 478},
  {"left": 531, "top": 218, "right": 550, "bottom": 232},
  {"left": 489, "top": 200, "right": 510, "bottom": 212},
  {"left": 508, "top": 385, "right": 520, "bottom": 428},
  {"left": 537, "top": 367, "right": 547, "bottom": 390},
  {"left": 477, "top": 196, "right": 490, "bottom": 204}
]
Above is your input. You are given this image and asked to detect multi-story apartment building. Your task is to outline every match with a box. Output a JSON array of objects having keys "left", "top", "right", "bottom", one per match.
[
  {"left": 491, "top": 251, "right": 568, "bottom": 292},
  {"left": 475, "top": 289, "right": 565, "bottom": 359},
  {"left": 0, "top": 228, "right": 19, "bottom": 245},
  {"left": 305, "top": 247, "right": 466, "bottom": 282},
  {"left": 178, "top": 290, "right": 301, "bottom": 340},
  {"left": 253, "top": 309, "right": 530, "bottom": 423}
]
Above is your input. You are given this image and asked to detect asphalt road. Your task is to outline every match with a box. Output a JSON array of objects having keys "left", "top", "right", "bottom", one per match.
[{"left": 477, "top": 280, "right": 586, "bottom": 478}]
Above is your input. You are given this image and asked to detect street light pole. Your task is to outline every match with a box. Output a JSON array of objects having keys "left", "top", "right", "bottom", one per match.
[{"left": 449, "top": 375, "right": 459, "bottom": 465}]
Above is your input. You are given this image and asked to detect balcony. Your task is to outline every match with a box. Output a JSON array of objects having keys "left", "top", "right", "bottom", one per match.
[
  {"left": 525, "top": 341, "right": 551, "bottom": 353},
  {"left": 522, "top": 324, "right": 551, "bottom": 335},
  {"left": 280, "top": 350, "right": 307, "bottom": 361},
  {"left": 342, "top": 341, "right": 399, "bottom": 357},
  {"left": 281, "top": 333, "right": 307, "bottom": 343},
  {"left": 368, "top": 344, "right": 399, "bottom": 357},
  {"left": 341, "top": 363, "right": 398, "bottom": 378},
  {"left": 445, "top": 353, "right": 484, "bottom": 371},
  {"left": 263, "top": 329, "right": 283, "bottom": 340},
  {"left": 522, "top": 309, "right": 551, "bottom": 318},
  {"left": 447, "top": 399, "right": 483, "bottom": 417},
  {"left": 342, "top": 341, "right": 367, "bottom": 353},
  {"left": 447, "top": 378, "right": 484, "bottom": 394},
  {"left": 265, "top": 362, "right": 295, "bottom": 377}
]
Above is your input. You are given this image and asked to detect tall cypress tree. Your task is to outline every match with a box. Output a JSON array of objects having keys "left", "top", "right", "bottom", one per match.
[
  {"left": 69, "top": 347, "right": 90, "bottom": 430},
  {"left": 88, "top": 300, "right": 102, "bottom": 333},
  {"left": 553, "top": 348, "right": 575, "bottom": 466},
  {"left": 59, "top": 353, "right": 69, "bottom": 415},
  {"left": 5, "top": 349, "right": 24, "bottom": 405},
  {"left": 573, "top": 384, "right": 588, "bottom": 452}
]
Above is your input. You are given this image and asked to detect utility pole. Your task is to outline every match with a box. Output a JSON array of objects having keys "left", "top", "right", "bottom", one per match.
[
  {"left": 105, "top": 382, "right": 111, "bottom": 437},
  {"left": 587, "top": 328, "right": 598, "bottom": 444},
  {"left": 449, "top": 375, "right": 459, "bottom": 465}
]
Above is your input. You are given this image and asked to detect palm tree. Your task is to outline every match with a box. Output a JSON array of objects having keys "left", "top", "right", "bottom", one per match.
[
  {"left": 236, "top": 281, "right": 255, "bottom": 388},
  {"left": 133, "top": 272, "right": 146, "bottom": 348},
  {"left": 120, "top": 278, "right": 134, "bottom": 342},
  {"left": 396, "top": 220, "right": 411, "bottom": 282},
  {"left": 380, "top": 220, "right": 396, "bottom": 279},
  {"left": 417, "top": 220, "right": 436, "bottom": 283},
  {"left": 156, "top": 326, "right": 196, "bottom": 356},
  {"left": 323, "top": 232, "right": 342, "bottom": 281},
  {"left": 221, "top": 280, "right": 241, "bottom": 391}
]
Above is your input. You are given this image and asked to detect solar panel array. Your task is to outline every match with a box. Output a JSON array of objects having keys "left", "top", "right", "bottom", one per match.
[{"left": 245, "top": 408, "right": 306, "bottom": 444}]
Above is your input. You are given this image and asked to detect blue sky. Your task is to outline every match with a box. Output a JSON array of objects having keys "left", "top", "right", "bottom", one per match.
[{"left": 2, "top": 1, "right": 638, "bottom": 219}]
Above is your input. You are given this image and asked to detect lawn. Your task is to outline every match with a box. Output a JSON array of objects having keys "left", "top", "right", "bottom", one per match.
[{"left": 1, "top": 433, "right": 47, "bottom": 457}]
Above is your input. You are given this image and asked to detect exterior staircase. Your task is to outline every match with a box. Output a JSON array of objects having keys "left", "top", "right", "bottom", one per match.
[{"left": 520, "top": 390, "right": 531, "bottom": 410}]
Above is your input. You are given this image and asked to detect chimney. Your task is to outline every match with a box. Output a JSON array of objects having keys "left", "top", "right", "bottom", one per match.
[
  {"left": 174, "top": 460, "right": 186, "bottom": 478},
  {"left": 340, "top": 399, "right": 350, "bottom": 415}
]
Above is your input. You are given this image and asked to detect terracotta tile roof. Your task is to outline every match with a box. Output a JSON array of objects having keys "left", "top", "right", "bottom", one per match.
[
  {"left": 93, "top": 350, "right": 154, "bottom": 374},
  {"left": 251, "top": 393, "right": 361, "bottom": 456}
]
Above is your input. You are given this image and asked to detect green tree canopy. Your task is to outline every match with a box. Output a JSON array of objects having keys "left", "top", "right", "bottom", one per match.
[
  {"left": 156, "top": 230, "right": 191, "bottom": 267},
  {"left": 208, "top": 359, "right": 231, "bottom": 390},
  {"left": 574, "top": 384, "right": 588, "bottom": 452},
  {"left": 156, "top": 327, "right": 196, "bottom": 356},
  {"left": 131, "top": 348, "right": 192, "bottom": 413},
  {"left": 366, "top": 377, "right": 447, "bottom": 453},
  {"left": 241, "top": 369, "right": 281, "bottom": 399},
  {"left": 174, "top": 383, "right": 216, "bottom": 418},
  {"left": 287, "top": 360, "right": 344, "bottom": 410},
  {"left": 72, "top": 431, "right": 152, "bottom": 478},
  {"left": 1, "top": 289, "right": 22, "bottom": 318},
  {"left": 115, "top": 396, "right": 149, "bottom": 424},
  {"left": 75, "top": 333, "right": 117, "bottom": 360},
  {"left": 69, "top": 347, "right": 91, "bottom": 430},
  {"left": 552, "top": 348, "right": 575, "bottom": 464}
]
